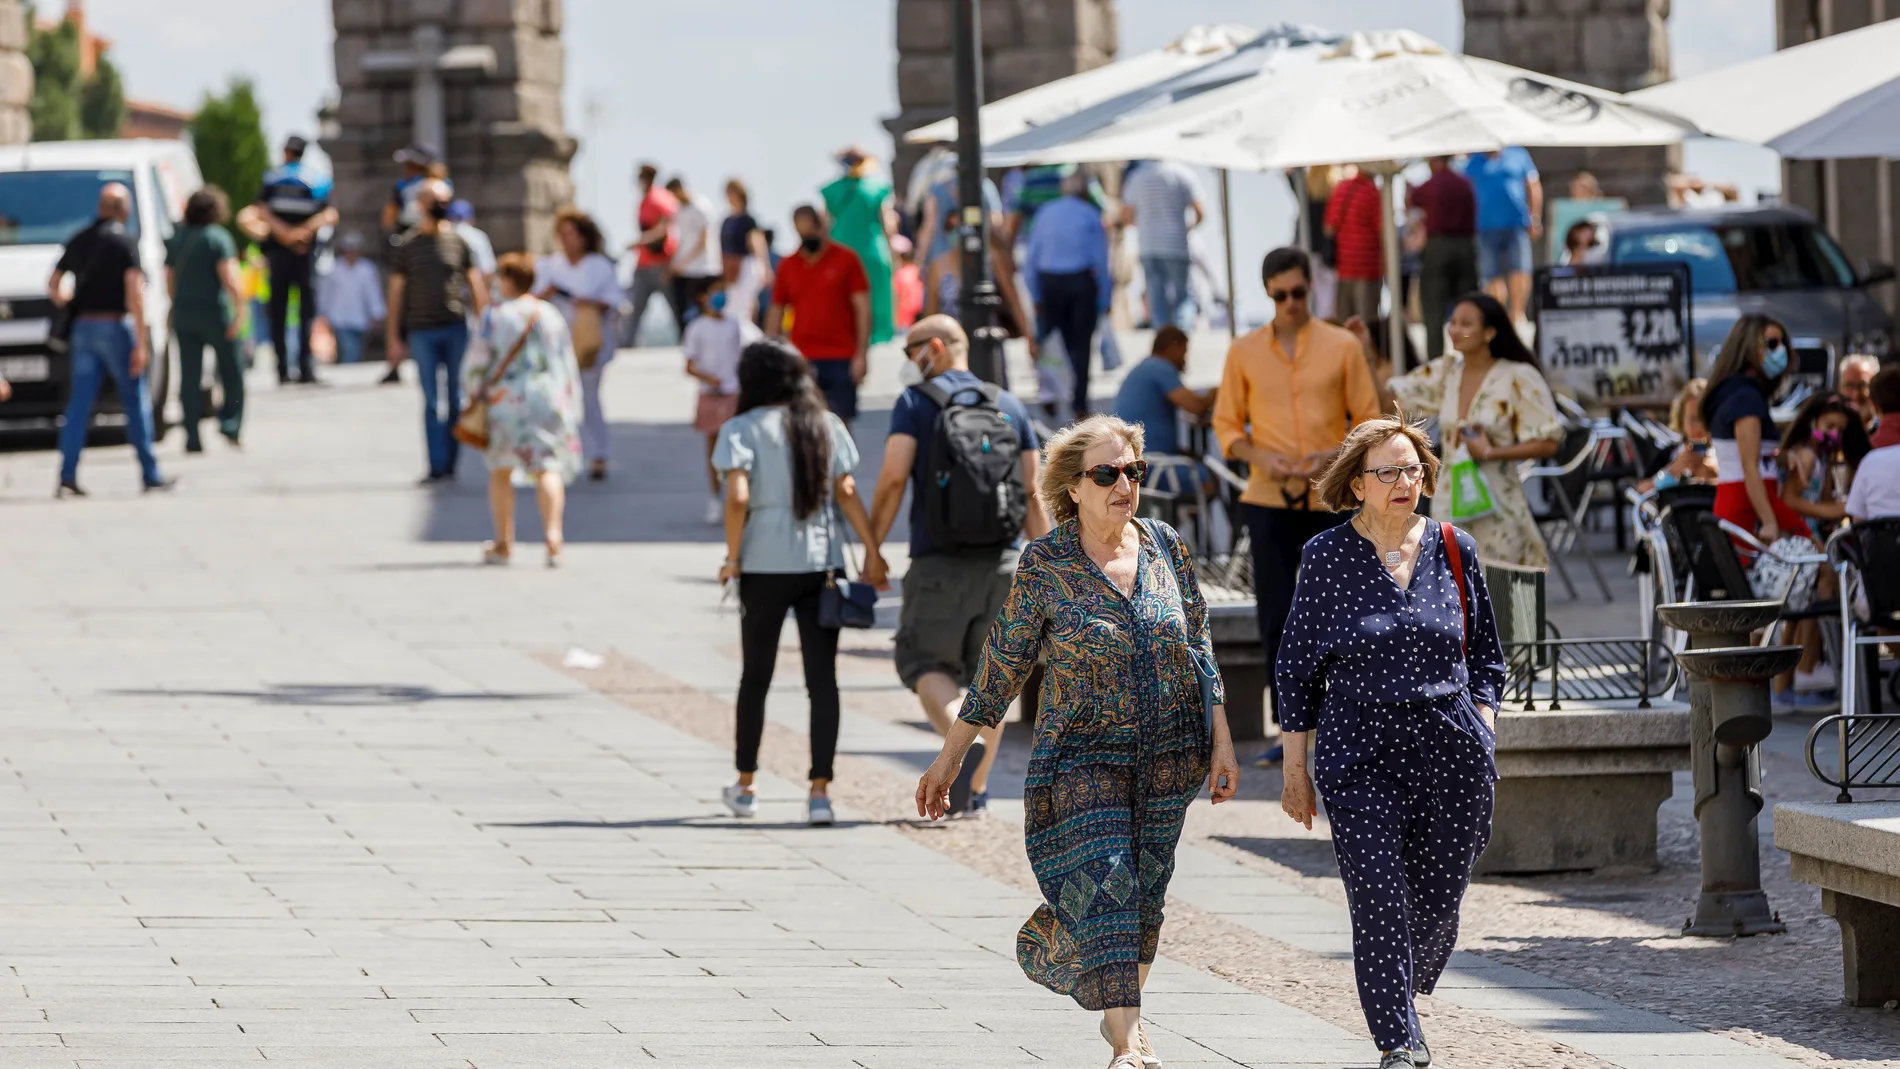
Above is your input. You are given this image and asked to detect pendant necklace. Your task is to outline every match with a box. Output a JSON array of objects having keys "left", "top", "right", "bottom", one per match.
[{"left": 1357, "top": 515, "right": 1403, "bottom": 568}]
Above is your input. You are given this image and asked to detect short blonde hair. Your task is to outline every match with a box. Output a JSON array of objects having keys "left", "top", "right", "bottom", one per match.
[
  {"left": 1313, "top": 413, "right": 1439, "bottom": 512},
  {"left": 1040, "top": 414, "right": 1144, "bottom": 526}
]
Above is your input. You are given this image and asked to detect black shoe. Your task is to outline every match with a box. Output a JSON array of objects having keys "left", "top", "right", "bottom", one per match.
[
  {"left": 142, "top": 477, "right": 178, "bottom": 493},
  {"left": 418, "top": 472, "right": 448, "bottom": 486},
  {"left": 184, "top": 441, "right": 204, "bottom": 454},
  {"left": 1415, "top": 1037, "right": 1430, "bottom": 1068},
  {"left": 298, "top": 375, "right": 321, "bottom": 386},
  {"left": 55, "top": 480, "right": 86, "bottom": 499},
  {"left": 379, "top": 367, "right": 402, "bottom": 385},
  {"left": 1379, "top": 1052, "right": 1416, "bottom": 1069},
  {"left": 946, "top": 739, "right": 985, "bottom": 817},
  {"left": 220, "top": 430, "right": 242, "bottom": 450}
]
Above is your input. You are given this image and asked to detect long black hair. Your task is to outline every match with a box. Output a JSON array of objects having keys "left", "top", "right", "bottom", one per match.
[
  {"left": 735, "top": 338, "right": 832, "bottom": 520},
  {"left": 1783, "top": 390, "right": 1871, "bottom": 470},
  {"left": 1454, "top": 292, "right": 1541, "bottom": 368}
]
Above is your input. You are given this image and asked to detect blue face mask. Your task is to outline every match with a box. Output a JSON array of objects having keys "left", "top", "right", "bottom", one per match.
[
  {"left": 708, "top": 291, "right": 728, "bottom": 314},
  {"left": 1761, "top": 341, "right": 1789, "bottom": 379}
]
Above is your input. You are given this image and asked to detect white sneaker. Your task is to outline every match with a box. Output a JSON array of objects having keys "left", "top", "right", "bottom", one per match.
[
  {"left": 807, "top": 795, "right": 834, "bottom": 826},
  {"left": 721, "top": 784, "right": 757, "bottom": 818},
  {"left": 703, "top": 496, "right": 723, "bottom": 524},
  {"left": 1794, "top": 663, "right": 1837, "bottom": 693}
]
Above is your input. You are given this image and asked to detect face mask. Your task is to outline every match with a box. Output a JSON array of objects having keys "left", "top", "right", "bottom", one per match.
[
  {"left": 896, "top": 356, "right": 927, "bottom": 387},
  {"left": 800, "top": 236, "right": 824, "bottom": 254},
  {"left": 1761, "top": 341, "right": 1789, "bottom": 379},
  {"left": 1815, "top": 428, "right": 1843, "bottom": 453},
  {"left": 428, "top": 203, "right": 450, "bottom": 221},
  {"left": 708, "top": 291, "right": 728, "bottom": 313}
]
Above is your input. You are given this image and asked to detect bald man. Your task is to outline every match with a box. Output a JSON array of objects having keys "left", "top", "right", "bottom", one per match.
[
  {"left": 865, "top": 314, "right": 1051, "bottom": 817},
  {"left": 49, "top": 183, "right": 171, "bottom": 496}
]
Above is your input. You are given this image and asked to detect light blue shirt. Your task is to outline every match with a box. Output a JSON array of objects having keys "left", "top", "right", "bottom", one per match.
[
  {"left": 1022, "top": 195, "right": 1110, "bottom": 312},
  {"left": 712, "top": 406, "right": 860, "bottom": 573},
  {"left": 318, "top": 255, "right": 386, "bottom": 331},
  {"left": 1114, "top": 356, "right": 1186, "bottom": 456}
]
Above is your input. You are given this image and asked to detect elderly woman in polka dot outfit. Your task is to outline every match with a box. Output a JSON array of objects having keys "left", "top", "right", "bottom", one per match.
[{"left": 1275, "top": 414, "right": 1507, "bottom": 1069}]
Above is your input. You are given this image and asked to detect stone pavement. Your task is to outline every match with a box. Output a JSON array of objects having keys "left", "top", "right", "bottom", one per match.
[{"left": 0, "top": 339, "right": 1890, "bottom": 1067}]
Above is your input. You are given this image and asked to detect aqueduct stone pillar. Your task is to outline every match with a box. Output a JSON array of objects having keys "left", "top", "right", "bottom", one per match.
[
  {"left": 886, "top": 0, "right": 1118, "bottom": 193},
  {"left": 327, "top": 0, "right": 575, "bottom": 256},
  {"left": 1462, "top": 0, "right": 1676, "bottom": 207}
]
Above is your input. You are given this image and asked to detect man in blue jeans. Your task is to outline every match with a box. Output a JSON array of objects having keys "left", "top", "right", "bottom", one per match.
[
  {"left": 1120, "top": 159, "right": 1205, "bottom": 330},
  {"left": 50, "top": 183, "right": 172, "bottom": 497},
  {"left": 1461, "top": 147, "right": 1542, "bottom": 325},
  {"left": 386, "top": 179, "right": 488, "bottom": 482}
]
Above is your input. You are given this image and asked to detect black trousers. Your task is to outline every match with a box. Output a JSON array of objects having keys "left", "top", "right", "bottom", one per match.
[
  {"left": 736, "top": 571, "right": 841, "bottom": 782},
  {"left": 1039, "top": 270, "right": 1098, "bottom": 417},
  {"left": 265, "top": 245, "right": 317, "bottom": 382},
  {"left": 1243, "top": 503, "right": 1350, "bottom": 724},
  {"left": 1418, "top": 236, "right": 1478, "bottom": 360}
]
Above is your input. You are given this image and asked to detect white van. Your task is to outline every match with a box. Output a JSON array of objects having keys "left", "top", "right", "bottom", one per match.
[{"left": 0, "top": 138, "right": 203, "bottom": 436}]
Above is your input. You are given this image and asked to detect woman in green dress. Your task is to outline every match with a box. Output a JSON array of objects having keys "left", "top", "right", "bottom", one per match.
[{"left": 820, "top": 147, "right": 897, "bottom": 345}]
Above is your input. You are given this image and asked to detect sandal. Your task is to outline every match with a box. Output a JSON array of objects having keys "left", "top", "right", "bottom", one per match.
[
  {"left": 545, "top": 534, "right": 564, "bottom": 569},
  {"left": 1101, "top": 1020, "right": 1161, "bottom": 1069},
  {"left": 1109, "top": 1056, "right": 1144, "bottom": 1069},
  {"left": 481, "top": 541, "right": 512, "bottom": 566}
]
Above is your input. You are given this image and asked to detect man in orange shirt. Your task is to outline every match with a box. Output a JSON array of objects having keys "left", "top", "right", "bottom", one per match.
[{"left": 1213, "top": 246, "right": 1382, "bottom": 761}]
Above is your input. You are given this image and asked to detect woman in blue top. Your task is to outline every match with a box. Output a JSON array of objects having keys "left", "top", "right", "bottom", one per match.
[
  {"left": 712, "top": 339, "right": 887, "bottom": 826},
  {"left": 1276, "top": 414, "right": 1506, "bottom": 1069},
  {"left": 1701, "top": 314, "right": 1807, "bottom": 544}
]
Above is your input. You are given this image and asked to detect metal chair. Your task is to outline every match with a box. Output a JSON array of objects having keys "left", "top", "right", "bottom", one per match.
[
  {"left": 1629, "top": 483, "right": 1717, "bottom": 647},
  {"left": 1827, "top": 519, "right": 1900, "bottom": 720},
  {"left": 1525, "top": 423, "right": 1616, "bottom": 601},
  {"left": 1693, "top": 513, "right": 1833, "bottom": 654}
]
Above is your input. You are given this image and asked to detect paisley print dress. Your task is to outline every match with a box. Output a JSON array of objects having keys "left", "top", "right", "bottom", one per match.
[{"left": 960, "top": 518, "right": 1220, "bottom": 1011}]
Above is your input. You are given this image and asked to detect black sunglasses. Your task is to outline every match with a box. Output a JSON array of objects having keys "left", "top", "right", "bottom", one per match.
[
  {"left": 1081, "top": 460, "right": 1149, "bottom": 488},
  {"left": 1268, "top": 286, "right": 1310, "bottom": 304}
]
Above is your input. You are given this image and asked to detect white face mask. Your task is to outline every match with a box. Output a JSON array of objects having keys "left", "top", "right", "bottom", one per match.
[{"left": 897, "top": 355, "right": 927, "bottom": 387}]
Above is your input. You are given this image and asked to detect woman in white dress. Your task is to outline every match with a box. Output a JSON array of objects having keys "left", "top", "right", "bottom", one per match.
[
  {"left": 1377, "top": 292, "right": 1564, "bottom": 645},
  {"left": 535, "top": 207, "right": 622, "bottom": 482}
]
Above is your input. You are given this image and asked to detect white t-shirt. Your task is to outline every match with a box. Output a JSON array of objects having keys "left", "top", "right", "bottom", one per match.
[
  {"left": 534, "top": 251, "right": 622, "bottom": 359},
  {"left": 1848, "top": 445, "right": 1900, "bottom": 519},
  {"left": 682, "top": 313, "right": 749, "bottom": 395},
  {"left": 671, "top": 198, "right": 722, "bottom": 279}
]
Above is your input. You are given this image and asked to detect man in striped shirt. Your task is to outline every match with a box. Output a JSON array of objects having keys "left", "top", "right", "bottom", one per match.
[{"left": 1121, "top": 160, "right": 1206, "bottom": 330}]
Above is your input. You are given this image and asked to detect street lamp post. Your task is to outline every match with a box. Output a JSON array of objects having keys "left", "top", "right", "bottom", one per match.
[{"left": 951, "top": 0, "right": 1006, "bottom": 385}]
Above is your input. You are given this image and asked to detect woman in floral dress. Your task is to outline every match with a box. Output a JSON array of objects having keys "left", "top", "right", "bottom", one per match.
[
  {"left": 916, "top": 415, "right": 1242, "bottom": 1069},
  {"left": 1381, "top": 292, "right": 1563, "bottom": 644},
  {"left": 464, "top": 252, "right": 583, "bottom": 567}
]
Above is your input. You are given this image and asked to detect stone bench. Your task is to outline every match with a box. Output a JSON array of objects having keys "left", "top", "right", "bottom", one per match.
[
  {"left": 1774, "top": 801, "right": 1900, "bottom": 1007},
  {"left": 1478, "top": 698, "right": 1692, "bottom": 875}
]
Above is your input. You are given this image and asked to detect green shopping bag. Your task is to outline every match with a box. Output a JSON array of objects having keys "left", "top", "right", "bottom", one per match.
[{"left": 1445, "top": 445, "right": 1496, "bottom": 523}]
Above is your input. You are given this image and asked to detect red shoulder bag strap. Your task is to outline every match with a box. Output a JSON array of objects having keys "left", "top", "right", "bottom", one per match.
[{"left": 1442, "top": 520, "right": 1469, "bottom": 655}]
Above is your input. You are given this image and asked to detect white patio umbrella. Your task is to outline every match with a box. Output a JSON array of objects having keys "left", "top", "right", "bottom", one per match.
[
  {"left": 904, "top": 23, "right": 1258, "bottom": 147},
  {"left": 1629, "top": 19, "right": 1900, "bottom": 159},
  {"left": 988, "top": 31, "right": 1699, "bottom": 358}
]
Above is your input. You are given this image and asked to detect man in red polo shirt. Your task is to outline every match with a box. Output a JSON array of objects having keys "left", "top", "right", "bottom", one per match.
[
  {"left": 624, "top": 163, "right": 679, "bottom": 345},
  {"left": 1323, "top": 164, "right": 1385, "bottom": 325},
  {"left": 767, "top": 204, "right": 871, "bottom": 420}
]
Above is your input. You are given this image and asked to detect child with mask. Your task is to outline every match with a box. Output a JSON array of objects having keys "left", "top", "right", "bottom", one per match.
[
  {"left": 1771, "top": 391, "right": 1868, "bottom": 710},
  {"left": 686, "top": 280, "right": 756, "bottom": 523}
]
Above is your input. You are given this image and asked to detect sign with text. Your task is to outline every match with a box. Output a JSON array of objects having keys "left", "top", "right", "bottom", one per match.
[{"left": 1533, "top": 263, "right": 1693, "bottom": 411}]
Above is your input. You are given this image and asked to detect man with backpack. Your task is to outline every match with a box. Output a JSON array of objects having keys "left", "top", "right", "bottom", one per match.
[{"left": 864, "top": 315, "right": 1050, "bottom": 817}]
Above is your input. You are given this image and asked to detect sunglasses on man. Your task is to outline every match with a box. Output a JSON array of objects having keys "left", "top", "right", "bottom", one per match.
[
  {"left": 1080, "top": 461, "right": 1149, "bottom": 488},
  {"left": 1268, "top": 286, "right": 1309, "bottom": 304}
]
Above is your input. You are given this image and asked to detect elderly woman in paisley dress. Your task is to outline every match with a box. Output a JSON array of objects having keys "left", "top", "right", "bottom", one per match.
[
  {"left": 916, "top": 414, "right": 1241, "bottom": 1069},
  {"left": 463, "top": 252, "right": 583, "bottom": 567},
  {"left": 1375, "top": 292, "right": 1562, "bottom": 643}
]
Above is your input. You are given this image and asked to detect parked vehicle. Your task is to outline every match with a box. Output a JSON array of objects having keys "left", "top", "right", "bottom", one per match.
[
  {"left": 0, "top": 139, "right": 201, "bottom": 439},
  {"left": 1599, "top": 205, "right": 1895, "bottom": 391}
]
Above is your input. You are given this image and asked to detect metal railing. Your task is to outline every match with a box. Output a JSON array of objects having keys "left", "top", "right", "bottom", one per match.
[
  {"left": 1502, "top": 637, "right": 1679, "bottom": 710},
  {"left": 1806, "top": 711, "right": 1900, "bottom": 803}
]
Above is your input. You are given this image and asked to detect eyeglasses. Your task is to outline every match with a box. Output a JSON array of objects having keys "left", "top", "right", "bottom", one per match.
[
  {"left": 1268, "top": 286, "right": 1310, "bottom": 304},
  {"left": 903, "top": 339, "right": 934, "bottom": 357},
  {"left": 1081, "top": 460, "right": 1149, "bottom": 488},
  {"left": 1363, "top": 463, "right": 1425, "bottom": 485}
]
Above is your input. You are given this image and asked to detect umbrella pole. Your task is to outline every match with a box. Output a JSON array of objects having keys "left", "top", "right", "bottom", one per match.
[
  {"left": 1296, "top": 168, "right": 1311, "bottom": 251},
  {"left": 1220, "top": 168, "right": 1237, "bottom": 339},
  {"left": 1380, "top": 172, "right": 1405, "bottom": 373}
]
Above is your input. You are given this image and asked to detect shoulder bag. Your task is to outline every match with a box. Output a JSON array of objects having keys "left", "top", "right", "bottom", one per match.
[
  {"left": 818, "top": 502, "right": 878, "bottom": 629},
  {"left": 1443, "top": 520, "right": 1470, "bottom": 654},
  {"left": 453, "top": 311, "right": 537, "bottom": 450},
  {"left": 1142, "top": 518, "right": 1222, "bottom": 732},
  {"left": 571, "top": 301, "right": 604, "bottom": 370}
]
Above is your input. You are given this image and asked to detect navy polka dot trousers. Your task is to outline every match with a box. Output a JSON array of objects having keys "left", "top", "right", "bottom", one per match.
[{"left": 1275, "top": 519, "right": 1507, "bottom": 1054}]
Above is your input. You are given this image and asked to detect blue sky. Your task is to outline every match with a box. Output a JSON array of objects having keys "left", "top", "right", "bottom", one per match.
[{"left": 60, "top": 0, "right": 1782, "bottom": 316}]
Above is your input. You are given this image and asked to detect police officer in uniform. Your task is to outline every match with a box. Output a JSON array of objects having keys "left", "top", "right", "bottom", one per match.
[{"left": 241, "top": 135, "right": 336, "bottom": 385}]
